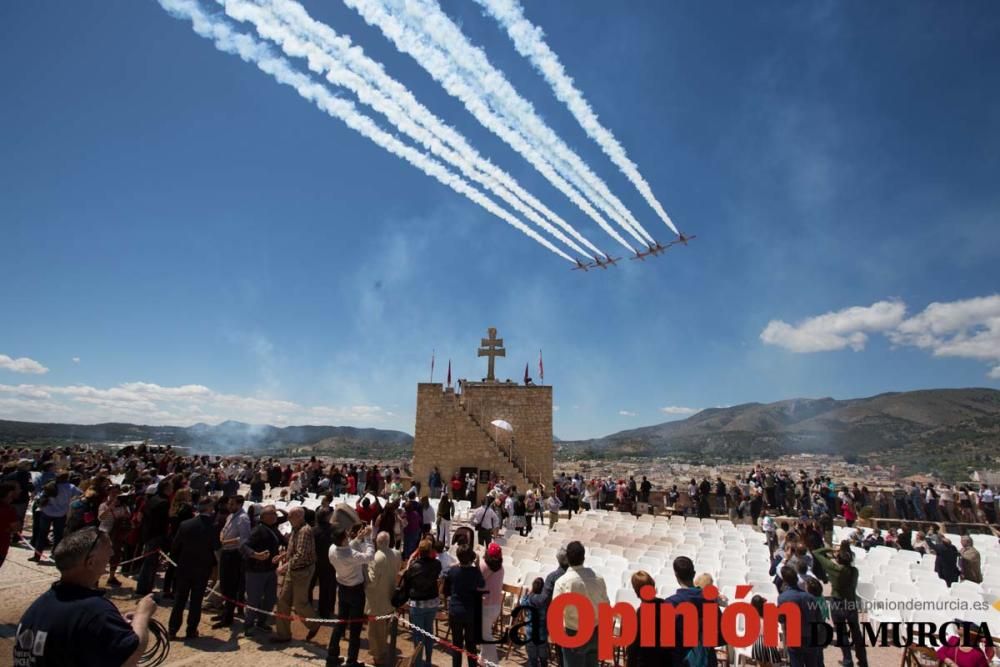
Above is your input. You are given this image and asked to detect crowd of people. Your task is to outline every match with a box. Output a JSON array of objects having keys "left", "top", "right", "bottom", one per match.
[
  {"left": 1, "top": 444, "right": 998, "bottom": 667},
  {"left": 656, "top": 469, "right": 1000, "bottom": 531}
]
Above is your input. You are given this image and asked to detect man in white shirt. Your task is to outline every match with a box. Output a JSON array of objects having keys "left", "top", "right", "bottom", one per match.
[
  {"left": 939, "top": 484, "right": 954, "bottom": 522},
  {"left": 761, "top": 512, "right": 777, "bottom": 553},
  {"left": 327, "top": 524, "right": 375, "bottom": 667},
  {"left": 504, "top": 493, "right": 516, "bottom": 531},
  {"left": 465, "top": 473, "right": 477, "bottom": 505},
  {"left": 552, "top": 541, "right": 609, "bottom": 667},
  {"left": 545, "top": 492, "right": 563, "bottom": 529},
  {"left": 981, "top": 485, "right": 996, "bottom": 523},
  {"left": 436, "top": 538, "right": 456, "bottom": 572},
  {"left": 472, "top": 500, "right": 500, "bottom": 547}
]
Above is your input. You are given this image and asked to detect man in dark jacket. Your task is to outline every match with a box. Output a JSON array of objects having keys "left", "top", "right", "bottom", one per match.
[
  {"left": 892, "top": 484, "right": 909, "bottom": 519},
  {"left": 714, "top": 478, "right": 727, "bottom": 514},
  {"left": 541, "top": 546, "right": 568, "bottom": 606},
  {"left": 930, "top": 535, "right": 961, "bottom": 586},
  {"left": 267, "top": 464, "right": 282, "bottom": 489},
  {"left": 312, "top": 507, "right": 337, "bottom": 618},
  {"left": 135, "top": 479, "right": 172, "bottom": 596},
  {"left": 664, "top": 556, "right": 723, "bottom": 667},
  {"left": 896, "top": 524, "right": 913, "bottom": 551},
  {"left": 243, "top": 504, "right": 283, "bottom": 635},
  {"left": 168, "top": 497, "right": 220, "bottom": 639},
  {"left": 777, "top": 566, "right": 824, "bottom": 667}
]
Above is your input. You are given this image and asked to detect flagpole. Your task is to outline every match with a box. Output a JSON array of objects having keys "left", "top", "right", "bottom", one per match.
[{"left": 430, "top": 349, "right": 435, "bottom": 383}]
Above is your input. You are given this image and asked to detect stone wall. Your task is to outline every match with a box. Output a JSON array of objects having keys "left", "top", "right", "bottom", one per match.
[{"left": 412, "top": 382, "right": 553, "bottom": 493}]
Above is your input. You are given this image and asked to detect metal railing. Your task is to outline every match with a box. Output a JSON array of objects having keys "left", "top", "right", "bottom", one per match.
[{"left": 448, "top": 393, "right": 534, "bottom": 484}]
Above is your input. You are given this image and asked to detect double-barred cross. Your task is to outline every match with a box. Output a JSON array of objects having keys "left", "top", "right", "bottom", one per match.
[{"left": 477, "top": 327, "right": 505, "bottom": 382}]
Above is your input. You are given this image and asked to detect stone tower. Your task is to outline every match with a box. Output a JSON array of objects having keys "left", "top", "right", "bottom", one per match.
[{"left": 412, "top": 328, "right": 553, "bottom": 492}]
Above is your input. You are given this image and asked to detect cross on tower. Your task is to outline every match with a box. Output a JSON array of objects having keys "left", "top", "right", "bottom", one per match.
[{"left": 477, "top": 327, "right": 506, "bottom": 382}]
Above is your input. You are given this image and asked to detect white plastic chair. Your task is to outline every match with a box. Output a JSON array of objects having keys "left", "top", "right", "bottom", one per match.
[
  {"left": 855, "top": 581, "right": 876, "bottom": 607},
  {"left": 606, "top": 555, "right": 629, "bottom": 571},
  {"left": 951, "top": 580, "right": 983, "bottom": 597},
  {"left": 889, "top": 581, "right": 921, "bottom": 600},
  {"left": 869, "top": 593, "right": 908, "bottom": 624},
  {"left": 639, "top": 555, "right": 663, "bottom": 570}
]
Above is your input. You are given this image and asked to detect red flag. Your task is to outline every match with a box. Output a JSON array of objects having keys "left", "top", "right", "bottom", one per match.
[
  {"left": 447, "top": 360, "right": 452, "bottom": 387},
  {"left": 524, "top": 362, "right": 529, "bottom": 384},
  {"left": 539, "top": 349, "right": 544, "bottom": 384}
]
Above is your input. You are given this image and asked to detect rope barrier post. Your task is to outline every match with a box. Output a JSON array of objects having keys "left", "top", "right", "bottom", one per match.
[{"left": 389, "top": 613, "right": 399, "bottom": 664}]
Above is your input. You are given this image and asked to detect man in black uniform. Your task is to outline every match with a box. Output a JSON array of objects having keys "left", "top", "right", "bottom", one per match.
[
  {"left": 639, "top": 476, "right": 652, "bottom": 504},
  {"left": 243, "top": 504, "right": 283, "bottom": 636},
  {"left": 168, "top": 496, "right": 220, "bottom": 639},
  {"left": 312, "top": 507, "right": 336, "bottom": 618},
  {"left": 14, "top": 526, "right": 155, "bottom": 666},
  {"left": 135, "top": 479, "right": 172, "bottom": 596}
]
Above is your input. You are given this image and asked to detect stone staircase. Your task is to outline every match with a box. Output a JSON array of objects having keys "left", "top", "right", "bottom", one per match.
[{"left": 442, "top": 392, "right": 535, "bottom": 490}]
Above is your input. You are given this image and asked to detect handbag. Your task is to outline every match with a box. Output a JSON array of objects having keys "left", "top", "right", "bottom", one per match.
[{"left": 391, "top": 575, "right": 410, "bottom": 609}]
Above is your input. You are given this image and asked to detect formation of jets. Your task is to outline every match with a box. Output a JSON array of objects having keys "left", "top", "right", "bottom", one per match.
[{"left": 571, "top": 233, "right": 696, "bottom": 271}]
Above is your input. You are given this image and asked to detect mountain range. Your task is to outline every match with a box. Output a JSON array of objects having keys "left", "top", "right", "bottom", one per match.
[
  {"left": 560, "top": 387, "right": 1000, "bottom": 477},
  {"left": 0, "top": 419, "right": 413, "bottom": 458},
  {"left": 2, "top": 388, "right": 998, "bottom": 476}
]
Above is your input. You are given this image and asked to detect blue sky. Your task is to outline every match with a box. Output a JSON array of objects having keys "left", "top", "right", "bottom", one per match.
[{"left": 1, "top": 1, "right": 998, "bottom": 440}]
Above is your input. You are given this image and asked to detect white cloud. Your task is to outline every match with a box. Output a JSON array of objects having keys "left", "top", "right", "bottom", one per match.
[
  {"left": 0, "top": 384, "right": 52, "bottom": 399},
  {"left": 889, "top": 294, "right": 1000, "bottom": 358},
  {"left": 0, "top": 380, "right": 391, "bottom": 427},
  {"left": 660, "top": 406, "right": 700, "bottom": 416},
  {"left": 618, "top": 410, "right": 637, "bottom": 417},
  {"left": 763, "top": 294, "right": 1000, "bottom": 378},
  {"left": 0, "top": 354, "right": 49, "bottom": 375},
  {"left": 553, "top": 405, "right": 560, "bottom": 412},
  {"left": 760, "top": 300, "right": 906, "bottom": 353},
  {"left": 72, "top": 357, "right": 80, "bottom": 364}
]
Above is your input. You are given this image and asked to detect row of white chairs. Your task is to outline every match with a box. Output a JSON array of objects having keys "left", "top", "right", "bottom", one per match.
[{"left": 501, "top": 517, "right": 773, "bottom": 597}]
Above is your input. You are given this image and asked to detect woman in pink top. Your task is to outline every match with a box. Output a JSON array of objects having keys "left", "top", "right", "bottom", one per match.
[
  {"left": 479, "top": 543, "right": 505, "bottom": 665},
  {"left": 937, "top": 635, "right": 991, "bottom": 667},
  {"left": 842, "top": 501, "right": 857, "bottom": 527}
]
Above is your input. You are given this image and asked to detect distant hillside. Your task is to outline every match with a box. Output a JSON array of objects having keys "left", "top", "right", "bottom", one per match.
[
  {"left": 5, "top": 388, "right": 999, "bottom": 476},
  {"left": 559, "top": 388, "right": 1000, "bottom": 477},
  {"left": 0, "top": 418, "right": 413, "bottom": 457}
]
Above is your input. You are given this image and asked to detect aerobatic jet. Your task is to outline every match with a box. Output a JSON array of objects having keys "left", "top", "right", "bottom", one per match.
[
  {"left": 631, "top": 242, "right": 668, "bottom": 261},
  {"left": 600, "top": 253, "right": 621, "bottom": 267}
]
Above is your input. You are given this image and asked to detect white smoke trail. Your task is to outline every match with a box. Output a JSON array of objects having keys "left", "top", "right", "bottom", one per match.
[
  {"left": 369, "top": 0, "right": 655, "bottom": 245},
  {"left": 157, "top": 0, "right": 575, "bottom": 262},
  {"left": 344, "top": 0, "right": 638, "bottom": 251},
  {"left": 255, "top": 0, "right": 603, "bottom": 258},
  {"left": 219, "top": 0, "right": 598, "bottom": 258},
  {"left": 474, "top": 0, "right": 680, "bottom": 236}
]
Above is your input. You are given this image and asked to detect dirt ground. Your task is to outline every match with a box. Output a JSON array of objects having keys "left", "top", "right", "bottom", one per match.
[{"left": 0, "top": 540, "right": 907, "bottom": 667}]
